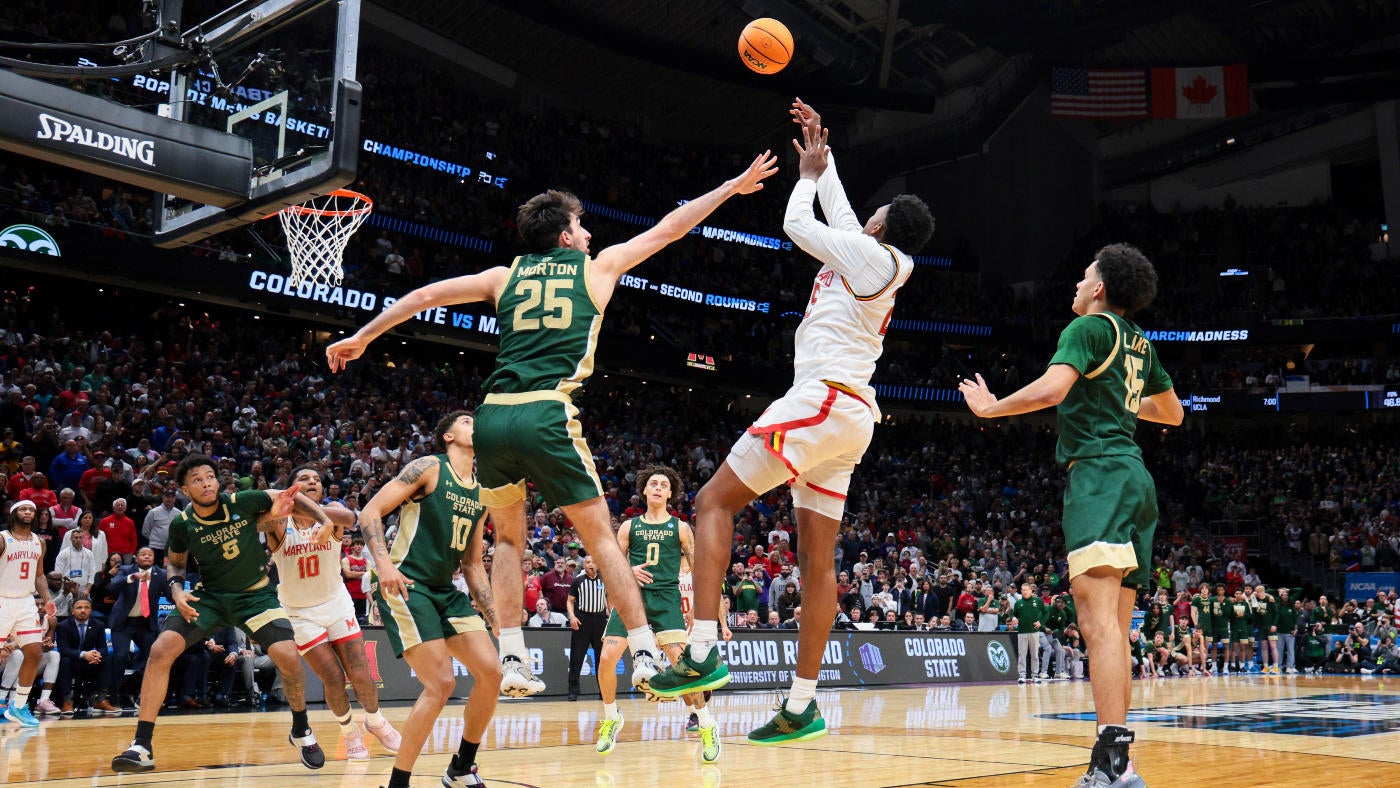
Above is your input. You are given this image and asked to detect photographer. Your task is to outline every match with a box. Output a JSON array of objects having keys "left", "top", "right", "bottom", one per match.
[{"left": 1299, "top": 622, "right": 1328, "bottom": 674}]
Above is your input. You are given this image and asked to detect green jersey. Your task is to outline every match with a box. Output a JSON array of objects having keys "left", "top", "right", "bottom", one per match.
[
  {"left": 1013, "top": 596, "right": 1047, "bottom": 634},
  {"left": 1276, "top": 602, "right": 1298, "bottom": 634},
  {"left": 482, "top": 248, "right": 602, "bottom": 397},
  {"left": 1048, "top": 312, "right": 1173, "bottom": 466},
  {"left": 627, "top": 515, "right": 682, "bottom": 593},
  {"left": 389, "top": 456, "right": 486, "bottom": 587},
  {"left": 168, "top": 490, "right": 273, "bottom": 593},
  {"left": 734, "top": 579, "right": 760, "bottom": 613},
  {"left": 1209, "top": 595, "right": 1229, "bottom": 623},
  {"left": 1191, "top": 594, "right": 1212, "bottom": 629},
  {"left": 1252, "top": 596, "right": 1278, "bottom": 630},
  {"left": 1230, "top": 600, "right": 1251, "bottom": 627},
  {"left": 1045, "top": 605, "right": 1071, "bottom": 636}
]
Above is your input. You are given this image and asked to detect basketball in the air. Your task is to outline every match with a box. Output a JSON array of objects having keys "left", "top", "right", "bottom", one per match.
[{"left": 739, "top": 18, "right": 793, "bottom": 74}]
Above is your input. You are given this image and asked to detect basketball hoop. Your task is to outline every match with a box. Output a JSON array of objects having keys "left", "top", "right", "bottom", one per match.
[{"left": 278, "top": 188, "right": 373, "bottom": 287}]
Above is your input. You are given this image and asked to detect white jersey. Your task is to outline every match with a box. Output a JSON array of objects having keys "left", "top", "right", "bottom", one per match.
[
  {"left": 679, "top": 571, "right": 694, "bottom": 618},
  {"left": 1, "top": 530, "right": 42, "bottom": 598},
  {"left": 783, "top": 154, "right": 914, "bottom": 418},
  {"left": 272, "top": 519, "right": 346, "bottom": 609}
]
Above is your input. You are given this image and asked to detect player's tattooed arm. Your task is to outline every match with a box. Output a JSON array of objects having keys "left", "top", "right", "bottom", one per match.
[
  {"left": 361, "top": 456, "right": 439, "bottom": 561},
  {"left": 396, "top": 455, "right": 438, "bottom": 488},
  {"left": 679, "top": 522, "right": 696, "bottom": 575},
  {"left": 462, "top": 519, "right": 497, "bottom": 633}
]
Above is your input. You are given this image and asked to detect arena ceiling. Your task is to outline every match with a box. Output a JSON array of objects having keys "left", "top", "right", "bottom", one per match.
[{"left": 374, "top": 0, "right": 1400, "bottom": 148}]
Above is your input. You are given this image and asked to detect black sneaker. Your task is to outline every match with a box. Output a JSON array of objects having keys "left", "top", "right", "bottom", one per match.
[
  {"left": 442, "top": 756, "right": 486, "bottom": 786},
  {"left": 290, "top": 731, "right": 325, "bottom": 769},
  {"left": 111, "top": 741, "right": 155, "bottom": 773}
]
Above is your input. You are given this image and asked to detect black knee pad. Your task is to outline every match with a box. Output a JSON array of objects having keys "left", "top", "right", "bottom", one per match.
[{"left": 250, "top": 619, "right": 296, "bottom": 651}]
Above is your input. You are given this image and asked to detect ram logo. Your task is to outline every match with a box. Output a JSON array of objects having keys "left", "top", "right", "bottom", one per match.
[{"left": 0, "top": 224, "right": 60, "bottom": 256}]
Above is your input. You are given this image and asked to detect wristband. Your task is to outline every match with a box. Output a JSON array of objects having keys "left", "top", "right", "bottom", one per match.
[{"left": 167, "top": 575, "right": 186, "bottom": 597}]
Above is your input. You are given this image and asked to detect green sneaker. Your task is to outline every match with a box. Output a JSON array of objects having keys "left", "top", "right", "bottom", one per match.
[
  {"left": 699, "top": 722, "right": 721, "bottom": 763},
  {"left": 596, "top": 713, "right": 624, "bottom": 755},
  {"left": 646, "top": 646, "right": 730, "bottom": 698},
  {"left": 747, "top": 699, "right": 826, "bottom": 745}
]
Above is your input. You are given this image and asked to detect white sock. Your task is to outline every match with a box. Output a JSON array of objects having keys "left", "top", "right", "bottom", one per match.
[
  {"left": 364, "top": 710, "right": 387, "bottom": 728},
  {"left": 13, "top": 686, "right": 31, "bottom": 708},
  {"left": 603, "top": 702, "right": 619, "bottom": 720},
  {"left": 695, "top": 705, "right": 714, "bottom": 728},
  {"left": 785, "top": 677, "right": 817, "bottom": 714},
  {"left": 626, "top": 627, "right": 659, "bottom": 657},
  {"left": 498, "top": 628, "right": 528, "bottom": 661},
  {"left": 336, "top": 711, "right": 355, "bottom": 735},
  {"left": 39, "top": 688, "right": 52, "bottom": 703},
  {"left": 690, "top": 620, "right": 719, "bottom": 661}
]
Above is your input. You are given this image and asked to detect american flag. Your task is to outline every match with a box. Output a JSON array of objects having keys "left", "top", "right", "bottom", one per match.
[{"left": 1051, "top": 68, "right": 1148, "bottom": 119}]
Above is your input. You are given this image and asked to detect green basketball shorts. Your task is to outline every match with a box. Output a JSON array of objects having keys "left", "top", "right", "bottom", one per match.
[
  {"left": 475, "top": 391, "right": 603, "bottom": 509},
  {"left": 1062, "top": 455, "right": 1157, "bottom": 589}
]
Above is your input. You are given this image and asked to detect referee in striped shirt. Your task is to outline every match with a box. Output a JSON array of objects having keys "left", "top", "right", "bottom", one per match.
[{"left": 567, "top": 555, "right": 608, "bottom": 701}]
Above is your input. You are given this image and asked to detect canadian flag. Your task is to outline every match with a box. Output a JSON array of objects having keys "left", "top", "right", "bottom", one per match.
[{"left": 1151, "top": 65, "right": 1249, "bottom": 119}]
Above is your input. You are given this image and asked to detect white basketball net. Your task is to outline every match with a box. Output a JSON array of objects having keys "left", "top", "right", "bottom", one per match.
[{"left": 278, "top": 189, "right": 374, "bottom": 287}]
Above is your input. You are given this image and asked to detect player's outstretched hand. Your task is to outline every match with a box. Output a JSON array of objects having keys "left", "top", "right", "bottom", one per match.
[
  {"left": 268, "top": 483, "right": 302, "bottom": 520},
  {"left": 727, "top": 150, "right": 779, "bottom": 196},
  {"left": 326, "top": 334, "right": 369, "bottom": 373},
  {"left": 790, "top": 97, "right": 821, "bottom": 134},
  {"left": 791, "top": 125, "right": 830, "bottom": 181},
  {"left": 958, "top": 373, "right": 998, "bottom": 418}
]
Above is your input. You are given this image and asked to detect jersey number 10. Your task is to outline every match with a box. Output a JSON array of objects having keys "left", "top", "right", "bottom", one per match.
[
  {"left": 450, "top": 514, "right": 474, "bottom": 552},
  {"left": 297, "top": 554, "right": 321, "bottom": 579}
]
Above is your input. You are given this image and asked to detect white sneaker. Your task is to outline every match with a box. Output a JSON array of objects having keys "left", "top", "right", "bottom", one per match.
[
  {"left": 1037, "top": 672, "right": 1049, "bottom": 680},
  {"left": 343, "top": 724, "right": 369, "bottom": 761},
  {"left": 501, "top": 655, "right": 546, "bottom": 698},
  {"left": 35, "top": 698, "right": 60, "bottom": 715},
  {"left": 630, "top": 651, "right": 665, "bottom": 695}
]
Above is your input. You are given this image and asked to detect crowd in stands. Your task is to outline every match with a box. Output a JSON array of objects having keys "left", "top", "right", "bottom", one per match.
[
  {"left": 6, "top": 3, "right": 1400, "bottom": 388},
  {"left": 1, "top": 271, "right": 1399, "bottom": 718}
]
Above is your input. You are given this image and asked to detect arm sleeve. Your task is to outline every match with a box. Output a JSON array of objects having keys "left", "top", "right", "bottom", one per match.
[
  {"left": 814, "top": 153, "right": 862, "bottom": 233},
  {"left": 1048, "top": 315, "right": 1114, "bottom": 374},
  {"left": 783, "top": 179, "right": 898, "bottom": 297}
]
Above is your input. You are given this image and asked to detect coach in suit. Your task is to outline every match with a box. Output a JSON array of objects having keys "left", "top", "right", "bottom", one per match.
[
  {"left": 56, "top": 598, "right": 110, "bottom": 710},
  {"left": 107, "top": 547, "right": 164, "bottom": 706}
]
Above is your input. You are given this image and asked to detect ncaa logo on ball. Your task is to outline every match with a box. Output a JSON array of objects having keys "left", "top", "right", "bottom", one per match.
[
  {"left": 0, "top": 224, "right": 60, "bottom": 256},
  {"left": 987, "top": 641, "right": 1012, "bottom": 674}
]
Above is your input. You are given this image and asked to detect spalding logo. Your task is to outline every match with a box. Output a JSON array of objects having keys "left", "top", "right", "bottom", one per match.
[{"left": 0, "top": 224, "right": 60, "bottom": 256}]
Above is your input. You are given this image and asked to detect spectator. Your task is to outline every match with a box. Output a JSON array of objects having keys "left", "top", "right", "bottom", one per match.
[
  {"left": 98, "top": 498, "right": 138, "bottom": 558},
  {"left": 54, "top": 528, "right": 96, "bottom": 596},
  {"left": 48, "top": 440, "right": 89, "bottom": 491},
  {"left": 527, "top": 599, "right": 567, "bottom": 628}
]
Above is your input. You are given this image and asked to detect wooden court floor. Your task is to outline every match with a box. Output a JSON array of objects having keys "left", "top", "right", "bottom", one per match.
[{"left": 4, "top": 675, "right": 1400, "bottom": 787}]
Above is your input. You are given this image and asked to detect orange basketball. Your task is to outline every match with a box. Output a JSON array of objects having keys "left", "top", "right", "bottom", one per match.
[{"left": 739, "top": 18, "right": 793, "bottom": 75}]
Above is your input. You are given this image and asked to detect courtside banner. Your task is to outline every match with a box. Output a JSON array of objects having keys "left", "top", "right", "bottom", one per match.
[
  {"left": 305, "top": 628, "right": 1016, "bottom": 701},
  {"left": 1345, "top": 572, "right": 1400, "bottom": 601}
]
